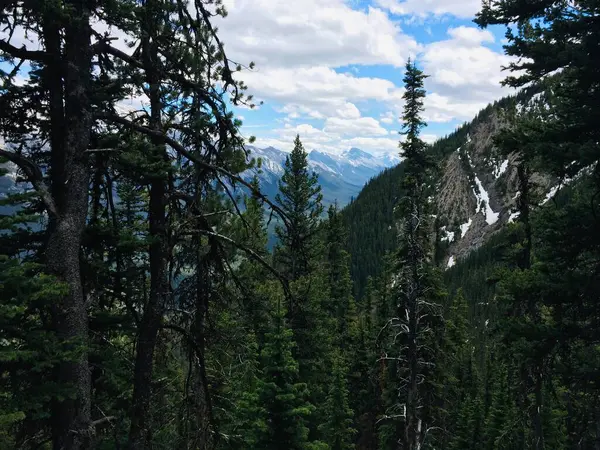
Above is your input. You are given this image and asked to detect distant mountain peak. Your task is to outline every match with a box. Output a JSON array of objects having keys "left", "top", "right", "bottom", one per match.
[
  {"left": 240, "top": 145, "right": 399, "bottom": 208},
  {"left": 344, "top": 147, "right": 373, "bottom": 160}
]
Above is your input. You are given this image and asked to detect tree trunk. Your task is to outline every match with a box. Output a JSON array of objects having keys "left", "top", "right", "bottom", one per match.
[
  {"left": 128, "top": 2, "right": 169, "bottom": 445},
  {"left": 45, "top": 2, "right": 94, "bottom": 448},
  {"left": 190, "top": 254, "right": 212, "bottom": 449},
  {"left": 403, "top": 195, "right": 421, "bottom": 450},
  {"left": 519, "top": 164, "right": 545, "bottom": 450}
]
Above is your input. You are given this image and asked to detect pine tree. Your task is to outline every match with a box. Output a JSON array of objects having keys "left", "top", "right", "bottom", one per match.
[
  {"left": 483, "top": 365, "right": 516, "bottom": 450},
  {"left": 273, "top": 135, "right": 331, "bottom": 441},
  {"left": 352, "top": 277, "right": 382, "bottom": 449},
  {"left": 275, "top": 135, "right": 324, "bottom": 282},
  {"left": 379, "top": 58, "right": 445, "bottom": 450},
  {"left": 257, "top": 292, "right": 315, "bottom": 450},
  {"left": 1, "top": 0, "right": 261, "bottom": 446},
  {"left": 0, "top": 2, "right": 97, "bottom": 444},
  {"left": 474, "top": 3, "right": 600, "bottom": 447},
  {"left": 319, "top": 351, "right": 357, "bottom": 450},
  {"left": 325, "top": 203, "right": 359, "bottom": 346}
]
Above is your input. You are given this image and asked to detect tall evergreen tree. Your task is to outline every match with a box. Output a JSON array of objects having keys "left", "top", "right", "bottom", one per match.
[
  {"left": 477, "top": 2, "right": 600, "bottom": 447},
  {"left": 319, "top": 351, "right": 357, "bottom": 450},
  {"left": 379, "top": 59, "right": 445, "bottom": 450},
  {"left": 273, "top": 135, "right": 332, "bottom": 441},
  {"left": 275, "top": 135, "right": 324, "bottom": 282},
  {"left": 325, "top": 203, "right": 358, "bottom": 347},
  {"left": 257, "top": 292, "right": 315, "bottom": 450}
]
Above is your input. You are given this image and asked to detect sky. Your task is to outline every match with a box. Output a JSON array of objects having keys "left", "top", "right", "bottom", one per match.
[{"left": 215, "top": 0, "right": 519, "bottom": 156}]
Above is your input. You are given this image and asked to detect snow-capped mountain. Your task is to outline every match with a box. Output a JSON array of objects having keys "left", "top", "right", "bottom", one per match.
[
  {"left": 245, "top": 146, "right": 400, "bottom": 206},
  {"left": 0, "top": 147, "right": 400, "bottom": 213}
]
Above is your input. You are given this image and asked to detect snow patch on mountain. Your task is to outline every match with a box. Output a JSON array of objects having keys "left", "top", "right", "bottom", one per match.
[
  {"left": 508, "top": 211, "right": 520, "bottom": 223},
  {"left": 494, "top": 159, "right": 509, "bottom": 179},
  {"left": 460, "top": 218, "right": 472, "bottom": 238},
  {"left": 541, "top": 164, "right": 595, "bottom": 205},
  {"left": 473, "top": 176, "right": 499, "bottom": 225},
  {"left": 440, "top": 226, "right": 455, "bottom": 243}
]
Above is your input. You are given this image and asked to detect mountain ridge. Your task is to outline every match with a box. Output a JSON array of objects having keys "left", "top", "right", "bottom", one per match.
[{"left": 244, "top": 145, "right": 400, "bottom": 207}]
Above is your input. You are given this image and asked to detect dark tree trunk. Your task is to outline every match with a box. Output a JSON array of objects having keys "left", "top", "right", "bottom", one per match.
[
  {"left": 128, "top": 1, "right": 169, "bottom": 445},
  {"left": 189, "top": 254, "right": 212, "bottom": 450},
  {"left": 44, "top": 2, "right": 94, "bottom": 448},
  {"left": 518, "top": 164, "right": 545, "bottom": 450},
  {"left": 405, "top": 196, "right": 421, "bottom": 450}
]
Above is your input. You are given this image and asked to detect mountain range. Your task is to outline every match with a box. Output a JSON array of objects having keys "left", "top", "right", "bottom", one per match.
[
  {"left": 0, "top": 147, "right": 398, "bottom": 213},
  {"left": 244, "top": 146, "right": 400, "bottom": 207}
]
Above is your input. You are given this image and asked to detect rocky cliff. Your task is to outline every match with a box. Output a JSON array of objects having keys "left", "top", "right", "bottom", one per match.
[
  {"left": 435, "top": 96, "right": 553, "bottom": 267},
  {"left": 343, "top": 88, "right": 561, "bottom": 297}
]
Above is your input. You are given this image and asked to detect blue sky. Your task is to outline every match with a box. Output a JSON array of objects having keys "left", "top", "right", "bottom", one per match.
[{"left": 215, "top": 0, "right": 518, "bottom": 156}]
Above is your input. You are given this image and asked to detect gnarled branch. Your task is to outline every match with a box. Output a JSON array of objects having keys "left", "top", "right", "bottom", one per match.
[
  {"left": 0, "top": 148, "right": 58, "bottom": 218},
  {"left": 94, "top": 112, "right": 290, "bottom": 228}
]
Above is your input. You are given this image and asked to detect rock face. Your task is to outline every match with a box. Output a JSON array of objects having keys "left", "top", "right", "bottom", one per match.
[
  {"left": 435, "top": 107, "right": 553, "bottom": 266},
  {"left": 342, "top": 89, "right": 568, "bottom": 297}
]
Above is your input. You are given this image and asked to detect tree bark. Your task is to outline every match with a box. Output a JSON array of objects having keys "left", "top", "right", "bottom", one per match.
[
  {"left": 400, "top": 193, "right": 423, "bottom": 450},
  {"left": 518, "top": 164, "right": 545, "bottom": 450},
  {"left": 128, "top": 1, "right": 169, "bottom": 446},
  {"left": 44, "top": 2, "right": 94, "bottom": 448}
]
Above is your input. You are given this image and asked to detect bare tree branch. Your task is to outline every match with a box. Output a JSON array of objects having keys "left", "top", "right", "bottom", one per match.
[
  {"left": 94, "top": 112, "right": 290, "bottom": 228},
  {"left": 0, "top": 39, "right": 50, "bottom": 61},
  {"left": 0, "top": 148, "right": 59, "bottom": 218}
]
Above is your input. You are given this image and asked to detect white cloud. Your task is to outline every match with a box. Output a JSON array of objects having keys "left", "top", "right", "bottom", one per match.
[
  {"left": 324, "top": 117, "right": 389, "bottom": 137},
  {"left": 217, "top": 1, "right": 515, "bottom": 151},
  {"left": 254, "top": 122, "right": 400, "bottom": 156},
  {"left": 418, "top": 26, "right": 517, "bottom": 121},
  {"left": 375, "top": 0, "right": 481, "bottom": 19},
  {"left": 253, "top": 120, "right": 432, "bottom": 157},
  {"left": 218, "top": 0, "right": 419, "bottom": 69},
  {"left": 448, "top": 26, "right": 495, "bottom": 46},
  {"left": 239, "top": 66, "right": 405, "bottom": 119},
  {"left": 342, "top": 137, "right": 400, "bottom": 154},
  {"left": 422, "top": 26, "right": 512, "bottom": 100},
  {"left": 423, "top": 92, "right": 485, "bottom": 122},
  {"left": 380, "top": 111, "right": 397, "bottom": 124},
  {"left": 422, "top": 133, "right": 438, "bottom": 144}
]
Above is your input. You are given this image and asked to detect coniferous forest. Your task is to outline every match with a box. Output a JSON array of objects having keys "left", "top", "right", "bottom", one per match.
[{"left": 0, "top": 0, "right": 599, "bottom": 449}]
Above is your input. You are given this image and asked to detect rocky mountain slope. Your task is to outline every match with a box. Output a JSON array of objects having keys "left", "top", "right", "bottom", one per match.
[
  {"left": 435, "top": 102, "right": 553, "bottom": 267},
  {"left": 343, "top": 89, "right": 564, "bottom": 297}
]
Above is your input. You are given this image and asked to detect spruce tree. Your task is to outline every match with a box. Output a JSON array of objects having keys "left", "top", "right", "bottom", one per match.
[
  {"left": 257, "top": 292, "right": 314, "bottom": 450},
  {"left": 476, "top": 2, "right": 600, "bottom": 446},
  {"left": 379, "top": 59, "right": 445, "bottom": 450},
  {"left": 275, "top": 135, "right": 324, "bottom": 283},
  {"left": 352, "top": 277, "right": 382, "bottom": 449},
  {"left": 319, "top": 351, "right": 357, "bottom": 450},
  {"left": 324, "top": 203, "right": 358, "bottom": 347},
  {"left": 273, "top": 135, "right": 331, "bottom": 441}
]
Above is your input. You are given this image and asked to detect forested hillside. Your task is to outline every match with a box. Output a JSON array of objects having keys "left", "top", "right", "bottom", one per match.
[{"left": 1, "top": 1, "right": 599, "bottom": 449}]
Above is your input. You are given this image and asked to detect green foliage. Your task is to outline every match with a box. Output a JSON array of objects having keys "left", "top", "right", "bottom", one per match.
[
  {"left": 319, "top": 352, "right": 356, "bottom": 450},
  {"left": 2, "top": 0, "right": 600, "bottom": 448},
  {"left": 257, "top": 301, "right": 314, "bottom": 450},
  {"left": 275, "top": 135, "right": 324, "bottom": 281}
]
